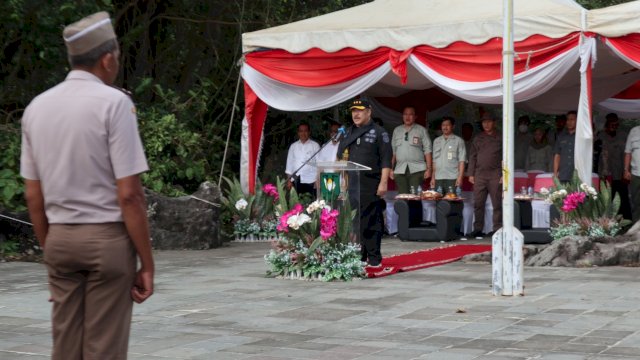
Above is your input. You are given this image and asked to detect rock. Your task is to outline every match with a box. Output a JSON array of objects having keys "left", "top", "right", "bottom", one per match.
[
  {"left": 525, "top": 234, "right": 640, "bottom": 267},
  {"left": 145, "top": 181, "right": 222, "bottom": 250}
]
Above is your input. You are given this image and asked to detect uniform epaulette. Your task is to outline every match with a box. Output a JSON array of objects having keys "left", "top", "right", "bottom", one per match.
[{"left": 111, "top": 85, "right": 133, "bottom": 99}]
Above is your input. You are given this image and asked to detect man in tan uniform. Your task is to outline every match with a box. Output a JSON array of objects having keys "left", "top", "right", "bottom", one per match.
[{"left": 20, "top": 12, "right": 154, "bottom": 360}]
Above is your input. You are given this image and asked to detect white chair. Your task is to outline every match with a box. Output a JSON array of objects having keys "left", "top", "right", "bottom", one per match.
[
  {"left": 422, "top": 200, "right": 437, "bottom": 223},
  {"left": 462, "top": 191, "right": 474, "bottom": 235},
  {"left": 385, "top": 191, "right": 398, "bottom": 234}
]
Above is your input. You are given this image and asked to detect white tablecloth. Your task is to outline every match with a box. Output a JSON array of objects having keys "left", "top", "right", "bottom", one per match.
[
  {"left": 383, "top": 194, "right": 437, "bottom": 234},
  {"left": 386, "top": 191, "right": 492, "bottom": 235},
  {"left": 531, "top": 200, "right": 551, "bottom": 228}
]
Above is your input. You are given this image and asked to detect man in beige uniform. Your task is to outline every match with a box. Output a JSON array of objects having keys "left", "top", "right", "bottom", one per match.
[{"left": 20, "top": 12, "right": 154, "bottom": 360}]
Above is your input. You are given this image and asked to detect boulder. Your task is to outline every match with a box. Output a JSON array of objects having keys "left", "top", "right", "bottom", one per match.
[
  {"left": 145, "top": 181, "right": 223, "bottom": 250},
  {"left": 525, "top": 234, "right": 640, "bottom": 267},
  {"left": 462, "top": 231, "right": 640, "bottom": 267}
]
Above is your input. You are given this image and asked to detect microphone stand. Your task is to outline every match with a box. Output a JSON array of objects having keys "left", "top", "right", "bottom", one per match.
[{"left": 286, "top": 128, "right": 345, "bottom": 187}]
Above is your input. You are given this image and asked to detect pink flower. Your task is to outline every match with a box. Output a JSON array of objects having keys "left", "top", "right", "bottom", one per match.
[
  {"left": 276, "top": 203, "right": 304, "bottom": 233},
  {"left": 262, "top": 183, "right": 279, "bottom": 200},
  {"left": 319, "top": 208, "right": 339, "bottom": 240},
  {"left": 561, "top": 191, "right": 586, "bottom": 212}
]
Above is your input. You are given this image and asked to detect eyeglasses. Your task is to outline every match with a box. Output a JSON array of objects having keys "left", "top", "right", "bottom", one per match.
[{"left": 404, "top": 132, "right": 408, "bottom": 141}]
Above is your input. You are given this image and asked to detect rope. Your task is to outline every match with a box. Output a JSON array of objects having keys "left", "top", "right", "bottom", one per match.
[
  {"left": 0, "top": 213, "right": 32, "bottom": 226},
  {"left": 189, "top": 195, "right": 221, "bottom": 207},
  {"left": 218, "top": 0, "right": 246, "bottom": 188},
  {"left": 218, "top": 67, "right": 243, "bottom": 188}
]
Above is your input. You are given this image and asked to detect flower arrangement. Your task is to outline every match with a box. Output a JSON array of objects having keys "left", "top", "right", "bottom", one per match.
[
  {"left": 542, "top": 172, "right": 630, "bottom": 240},
  {"left": 221, "top": 177, "right": 280, "bottom": 241},
  {"left": 265, "top": 177, "right": 363, "bottom": 281}
]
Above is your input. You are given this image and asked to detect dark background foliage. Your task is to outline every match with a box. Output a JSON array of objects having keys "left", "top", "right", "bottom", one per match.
[{"left": 0, "top": 0, "right": 631, "bottom": 210}]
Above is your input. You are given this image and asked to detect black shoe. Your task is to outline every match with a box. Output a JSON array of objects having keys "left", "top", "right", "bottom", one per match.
[
  {"left": 471, "top": 230, "right": 483, "bottom": 240},
  {"left": 485, "top": 231, "right": 496, "bottom": 237}
]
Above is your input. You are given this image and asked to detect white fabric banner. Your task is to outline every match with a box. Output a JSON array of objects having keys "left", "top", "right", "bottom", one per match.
[
  {"left": 407, "top": 48, "right": 580, "bottom": 104},
  {"left": 240, "top": 116, "right": 250, "bottom": 193},
  {"left": 241, "top": 62, "right": 392, "bottom": 111},
  {"left": 575, "top": 35, "right": 596, "bottom": 184},
  {"left": 597, "top": 98, "right": 640, "bottom": 119}
]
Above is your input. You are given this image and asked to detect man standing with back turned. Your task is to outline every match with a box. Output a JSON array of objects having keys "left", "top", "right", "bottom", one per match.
[{"left": 21, "top": 12, "right": 154, "bottom": 359}]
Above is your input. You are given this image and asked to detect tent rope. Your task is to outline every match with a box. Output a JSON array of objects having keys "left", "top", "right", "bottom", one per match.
[
  {"left": 218, "top": 67, "right": 243, "bottom": 188},
  {"left": 515, "top": 32, "right": 580, "bottom": 70},
  {"left": 0, "top": 213, "right": 32, "bottom": 226}
]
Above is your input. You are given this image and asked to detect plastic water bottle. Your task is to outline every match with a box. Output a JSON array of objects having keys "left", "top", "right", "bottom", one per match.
[
  {"left": 456, "top": 186, "right": 462, "bottom": 198},
  {"left": 417, "top": 185, "right": 422, "bottom": 194},
  {"left": 527, "top": 186, "right": 533, "bottom": 196},
  {"left": 410, "top": 185, "right": 415, "bottom": 195},
  {"left": 436, "top": 185, "right": 442, "bottom": 194}
]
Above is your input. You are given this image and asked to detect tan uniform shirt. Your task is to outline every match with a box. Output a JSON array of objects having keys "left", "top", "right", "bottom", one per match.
[
  {"left": 20, "top": 70, "right": 148, "bottom": 224},
  {"left": 432, "top": 134, "right": 466, "bottom": 180},
  {"left": 391, "top": 124, "right": 432, "bottom": 174}
]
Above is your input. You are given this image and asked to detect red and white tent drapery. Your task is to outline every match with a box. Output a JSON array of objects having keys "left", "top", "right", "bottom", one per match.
[
  {"left": 598, "top": 80, "right": 640, "bottom": 118},
  {"left": 240, "top": 0, "right": 640, "bottom": 192}
]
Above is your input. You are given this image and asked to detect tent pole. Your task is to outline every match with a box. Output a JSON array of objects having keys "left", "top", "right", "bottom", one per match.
[
  {"left": 218, "top": 71, "right": 243, "bottom": 188},
  {"left": 494, "top": 0, "right": 524, "bottom": 297}
]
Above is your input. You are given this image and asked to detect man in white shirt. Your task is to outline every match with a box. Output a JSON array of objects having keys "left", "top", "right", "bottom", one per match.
[
  {"left": 286, "top": 123, "right": 320, "bottom": 195},
  {"left": 316, "top": 121, "right": 341, "bottom": 162}
]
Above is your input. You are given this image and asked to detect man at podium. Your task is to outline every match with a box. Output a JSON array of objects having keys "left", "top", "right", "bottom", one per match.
[{"left": 337, "top": 99, "right": 392, "bottom": 267}]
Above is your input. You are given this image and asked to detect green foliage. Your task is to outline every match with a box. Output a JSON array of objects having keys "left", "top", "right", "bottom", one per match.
[
  {"left": 0, "top": 120, "right": 25, "bottom": 211},
  {"left": 139, "top": 113, "right": 205, "bottom": 194},
  {"left": 0, "top": 238, "right": 19, "bottom": 256},
  {"left": 546, "top": 171, "right": 631, "bottom": 240},
  {"left": 265, "top": 240, "right": 364, "bottom": 281},
  {"left": 220, "top": 176, "right": 278, "bottom": 238}
]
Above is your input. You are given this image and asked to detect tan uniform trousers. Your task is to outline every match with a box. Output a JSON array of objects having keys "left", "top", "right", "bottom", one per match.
[
  {"left": 473, "top": 174, "right": 502, "bottom": 233},
  {"left": 44, "top": 223, "right": 136, "bottom": 360}
]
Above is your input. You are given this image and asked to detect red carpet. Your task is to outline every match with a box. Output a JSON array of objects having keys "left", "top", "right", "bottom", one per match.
[{"left": 366, "top": 244, "right": 492, "bottom": 278}]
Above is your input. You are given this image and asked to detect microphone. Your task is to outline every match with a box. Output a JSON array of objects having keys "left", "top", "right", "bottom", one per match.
[{"left": 331, "top": 126, "right": 346, "bottom": 142}]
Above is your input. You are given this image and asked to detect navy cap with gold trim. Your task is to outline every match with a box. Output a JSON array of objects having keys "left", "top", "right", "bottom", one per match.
[{"left": 349, "top": 99, "right": 371, "bottom": 110}]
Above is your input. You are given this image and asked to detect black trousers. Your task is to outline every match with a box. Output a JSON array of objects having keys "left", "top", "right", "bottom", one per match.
[
  {"left": 295, "top": 182, "right": 315, "bottom": 196},
  {"left": 611, "top": 179, "right": 632, "bottom": 220},
  {"left": 360, "top": 196, "right": 385, "bottom": 264},
  {"left": 353, "top": 175, "right": 385, "bottom": 265}
]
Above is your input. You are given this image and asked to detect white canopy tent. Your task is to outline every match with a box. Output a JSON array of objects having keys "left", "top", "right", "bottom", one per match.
[{"left": 240, "top": 0, "right": 640, "bottom": 193}]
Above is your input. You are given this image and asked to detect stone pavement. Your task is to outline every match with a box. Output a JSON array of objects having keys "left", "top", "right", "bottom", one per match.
[{"left": 2, "top": 237, "right": 640, "bottom": 360}]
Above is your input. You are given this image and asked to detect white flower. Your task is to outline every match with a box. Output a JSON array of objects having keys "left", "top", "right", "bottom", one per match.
[
  {"left": 287, "top": 213, "right": 311, "bottom": 230},
  {"left": 580, "top": 183, "right": 589, "bottom": 192},
  {"left": 540, "top": 187, "right": 549, "bottom": 195},
  {"left": 559, "top": 189, "right": 567, "bottom": 196},
  {"left": 235, "top": 198, "right": 248, "bottom": 210},
  {"left": 306, "top": 199, "right": 326, "bottom": 214}
]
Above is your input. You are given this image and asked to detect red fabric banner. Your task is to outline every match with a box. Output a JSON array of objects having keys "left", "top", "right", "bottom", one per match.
[
  {"left": 245, "top": 33, "right": 580, "bottom": 89},
  {"left": 245, "top": 47, "right": 391, "bottom": 86},
  {"left": 613, "top": 80, "right": 640, "bottom": 100},
  {"left": 243, "top": 83, "right": 268, "bottom": 194},
  {"left": 411, "top": 33, "right": 580, "bottom": 82},
  {"left": 605, "top": 33, "right": 640, "bottom": 67}
]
